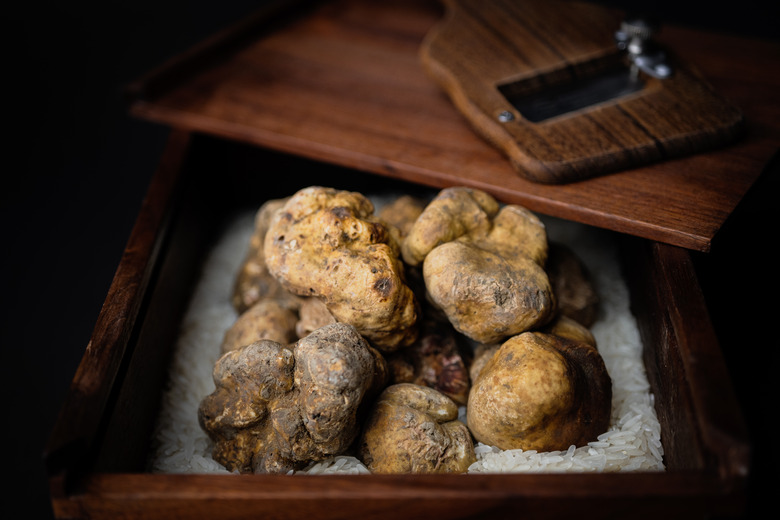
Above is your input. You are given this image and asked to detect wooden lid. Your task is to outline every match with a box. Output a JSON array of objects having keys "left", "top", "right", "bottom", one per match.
[{"left": 128, "top": 0, "right": 780, "bottom": 252}]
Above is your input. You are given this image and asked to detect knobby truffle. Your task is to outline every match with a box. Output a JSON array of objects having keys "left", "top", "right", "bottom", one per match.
[
  {"left": 264, "top": 186, "right": 420, "bottom": 352},
  {"left": 358, "top": 383, "right": 476, "bottom": 473},
  {"left": 402, "top": 187, "right": 556, "bottom": 344},
  {"left": 198, "top": 323, "right": 388, "bottom": 474},
  {"left": 467, "top": 331, "right": 611, "bottom": 452}
]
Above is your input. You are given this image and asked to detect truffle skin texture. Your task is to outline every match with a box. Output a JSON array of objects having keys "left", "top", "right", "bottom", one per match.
[
  {"left": 377, "top": 194, "right": 428, "bottom": 240},
  {"left": 541, "top": 314, "right": 597, "bottom": 348},
  {"left": 401, "top": 187, "right": 499, "bottom": 267},
  {"left": 220, "top": 299, "right": 299, "bottom": 354},
  {"left": 358, "top": 383, "right": 476, "bottom": 474},
  {"left": 546, "top": 242, "right": 600, "bottom": 327},
  {"left": 467, "top": 332, "right": 611, "bottom": 452},
  {"left": 386, "top": 318, "right": 471, "bottom": 405},
  {"left": 468, "top": 343, "right": 500, "bottom": 384},
  {"left": 264, "top": 186, "right": 419, "bottom": 352},
  {"left": 295, "top": 297, "right": 338, "bottom": 339},
  {"left": 232, "top": 198, "right": 303, "bottom": 314},
  {"left": 469, "top": 315, "right": 596, "bottom": 383},
  {"left": 407, "top": 188, "right": 555, "bottom": 344},
  {"left": 198, "top": 323, "right": 388, "bottom": 474}
]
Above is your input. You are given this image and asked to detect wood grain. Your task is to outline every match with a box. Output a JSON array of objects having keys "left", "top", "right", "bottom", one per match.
[
  {"left": 127, "top": 0, "right": 779, "bottom": 252},
  {"left": 420, "top": 0, "right": 745, "bottom": 183},
  {"left": 620, "top": 236, "right": 750, "bottom": 476}
]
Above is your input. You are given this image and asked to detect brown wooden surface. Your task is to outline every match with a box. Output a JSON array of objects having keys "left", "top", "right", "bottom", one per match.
[
  {"left": 420, "top": 0, "right": 745, "bottom": 184},
  {"left": 652, "top": 243, "right": 750, "bottom": 478},
  {"left": 127, "top": 0, "right": 779, "bottom": 253},
  {"left": 45, "top": 133, "right": 750, "bottom": 519}
]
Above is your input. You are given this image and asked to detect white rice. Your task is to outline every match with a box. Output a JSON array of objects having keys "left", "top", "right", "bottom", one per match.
[{"left": 147, "top": 199, "right": 664, "bottom": 475}]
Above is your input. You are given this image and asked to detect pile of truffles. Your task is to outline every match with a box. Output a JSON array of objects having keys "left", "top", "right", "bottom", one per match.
[{"left": 198, "top": 186, "right": 611, "bottom": 475}]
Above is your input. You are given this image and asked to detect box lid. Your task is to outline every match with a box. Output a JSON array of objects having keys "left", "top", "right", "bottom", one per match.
[{"left": 127, "top": 0, "right": 779, "bottom": 252}]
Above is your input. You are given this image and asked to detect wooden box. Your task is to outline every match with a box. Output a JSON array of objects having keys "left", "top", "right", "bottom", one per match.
[{"left": 46, "top": 0, "right": 777, "bottom": 518}]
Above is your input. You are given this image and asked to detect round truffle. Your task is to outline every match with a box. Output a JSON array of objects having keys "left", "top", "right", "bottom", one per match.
[{"left": 467, "top": 332, "right": 611, "bottom": 452}]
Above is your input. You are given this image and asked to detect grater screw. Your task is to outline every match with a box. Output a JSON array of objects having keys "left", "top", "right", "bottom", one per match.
[{"left": 497, "top": 110, "right": 515, "bottom": 123}]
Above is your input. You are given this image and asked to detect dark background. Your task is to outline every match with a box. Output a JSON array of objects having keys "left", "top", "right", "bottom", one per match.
[{"left": 5, "top": 1, "right": 777, "bottom": 518}]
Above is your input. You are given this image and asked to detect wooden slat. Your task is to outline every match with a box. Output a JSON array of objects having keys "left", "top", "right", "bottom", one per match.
[{"left": 51, "top": 471, "right": 745, "bottom": 520}]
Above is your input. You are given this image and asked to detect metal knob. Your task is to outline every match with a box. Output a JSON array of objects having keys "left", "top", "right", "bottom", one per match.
[
  {"left": 617, "top": 18, "right": 657, "bottom": 54},
  {"left": 615, "top": 16, "right": 672, "bottom": 79}
]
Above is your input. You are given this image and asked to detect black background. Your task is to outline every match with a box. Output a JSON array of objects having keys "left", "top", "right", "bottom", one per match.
[{"left": 5, "top": 1, "right": 777, "bottom": 518}]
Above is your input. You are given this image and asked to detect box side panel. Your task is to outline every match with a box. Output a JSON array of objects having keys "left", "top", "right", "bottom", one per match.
[
  {"left": 620, "top": 235, "right": 749, "bottom": 484},
  {"left": 93, "top": 133, "right": 225, "bottom": 472}
]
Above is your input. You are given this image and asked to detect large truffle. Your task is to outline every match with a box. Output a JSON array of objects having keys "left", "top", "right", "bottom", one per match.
[
  {"left": 467, "top": 331, "right": 611, "bottom": 452},
  {"left": 264, "top": 186, "right": 420, "bottom": 352},
  {"left": 198, "top": 323, "right": 388, "bottom": 474},
  {"left": 403, "top": 187, "right": 555, "bottom": 344},
  {"left": 358, "top": 383, "right": 476, "bottom": 474}
]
